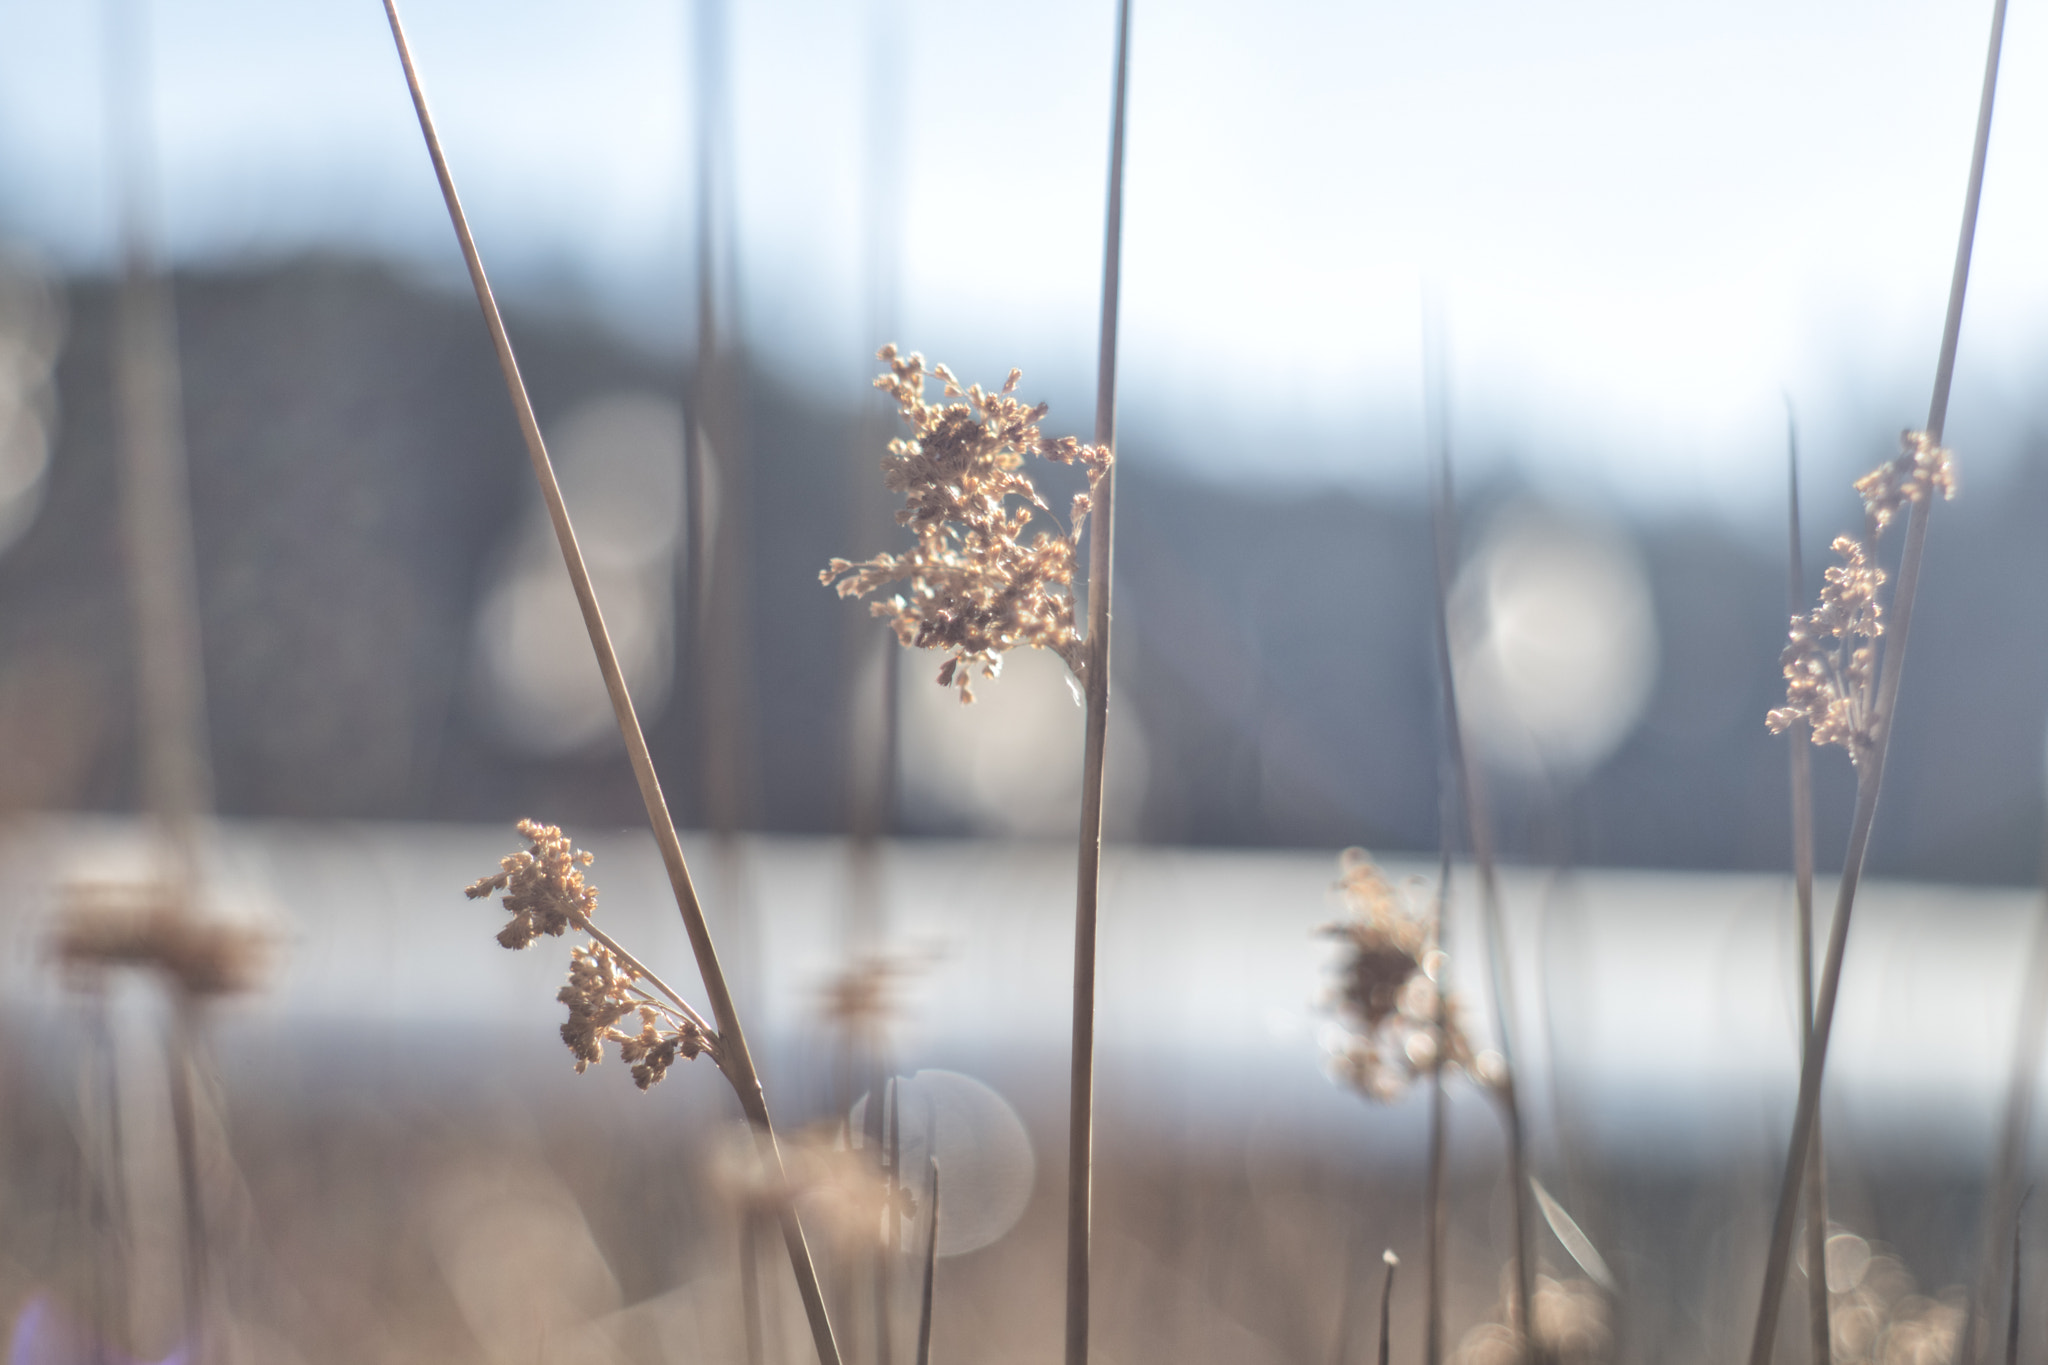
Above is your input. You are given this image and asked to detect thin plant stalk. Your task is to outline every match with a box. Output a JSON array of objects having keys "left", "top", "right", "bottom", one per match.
[
  {"left": 1960, "top": 863, "right": 2048, "bottom": 1365},
  {"left": 878, "top": 1074, "right": 902, "bottom": 1365},
  {"left": 1424, "top": 1009, "right": 1450, "bottom": 1365},
  {"left": 2006, "top": 1192, "right": 2028, "bottom": 1365},
  {"left": 106, "top": 6, "right": 220, "bottom": 1357},
  {"left": 1066, "top": 4, "right": 1131, "bottom": 1365},
  {"left": 1423, "top": 304, "right": 1534, "bottom": 1360},
  {"left": 1745, "top": 4, "right": 2006, "bottom": 1360},
  {"left": 378, "top": 7, "right": 842, "bottom": 1362},
  {"left": 1784, "top": 413, "right": 1831, "bottom": 1365},
  {"left": 1377, "top": 1253, "right": 1399, "bottom": 1365},
  {"left": 684, "top": 0, "right": 760, "bottom": 1019},
  {"left": 915, "top": 1158, "right": 940, "bottom": 1365},
  {"left": 741, "top": 1214, "right": 765, "bottom": 1365},
  {"left": 162, "top": 994, "right": 211, "bottom": 1365},
  {"left": 1420, "top": 298, "right": 1457, "bottom": 1365}
]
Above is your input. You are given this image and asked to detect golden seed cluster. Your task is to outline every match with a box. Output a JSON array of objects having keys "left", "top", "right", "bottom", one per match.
[
  {"left": 469, "top": 820, "right": 711, "bottom": 1091},
  {"left": 821, "top": 345, "right": 1112, "bottom": 702},
  {"left": 1768, "top": 431, "right": 1956, "bottom": 763}
]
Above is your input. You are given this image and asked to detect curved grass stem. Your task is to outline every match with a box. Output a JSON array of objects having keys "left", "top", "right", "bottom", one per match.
[
  {"left": 1747, "top": 11, "right": 2004, "bottom": 1357},
  {"left": 379, "top": 6, "right": 841, "bottom": 1361},
  {"left": 1065, "top": 5, "right": 1131, "bottom": 1365}
]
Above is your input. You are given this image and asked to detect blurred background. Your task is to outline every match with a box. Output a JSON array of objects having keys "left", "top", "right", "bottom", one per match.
[{"left": 0, "top": 1, "right": 2044, "bottom": 1362}]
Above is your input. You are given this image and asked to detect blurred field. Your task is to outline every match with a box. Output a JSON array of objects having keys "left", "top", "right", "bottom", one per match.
[{"left": 0, "top": 820, "right": 2030, "bottom": 1363}]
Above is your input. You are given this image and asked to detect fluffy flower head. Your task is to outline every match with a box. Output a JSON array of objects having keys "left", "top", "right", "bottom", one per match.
[{"left": 821, "top": 345, "right": 1112, "bottom": 702}]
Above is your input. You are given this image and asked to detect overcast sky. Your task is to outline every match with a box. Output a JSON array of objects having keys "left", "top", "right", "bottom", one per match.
[{"left": 1, "top": 0, "right": 2043, "bottom": 517}]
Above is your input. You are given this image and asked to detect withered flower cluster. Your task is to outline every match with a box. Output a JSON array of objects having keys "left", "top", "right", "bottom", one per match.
[
  {"left": 50, "top": 881, "right": 266, "bottom": 998},
  {"left": 1319, "top": 848, "right": 1478, "bottom": 1103},
  {"left": 464, "top": 818, "right": 596, "bottom": 949},
  {"left": 468, "top": 820, "right": 711, "bottom": 1090},
  {"left": 821, "top": 345, "right": 1113, "bottom": 702},
  {"left": 1768, "top": 431, "right": 1956, "bottom": 762}
]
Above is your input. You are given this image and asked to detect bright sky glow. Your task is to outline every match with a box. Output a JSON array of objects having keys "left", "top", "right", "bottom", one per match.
[{"left": 2, "top": 0, "right": 2045, "bottom": 513}]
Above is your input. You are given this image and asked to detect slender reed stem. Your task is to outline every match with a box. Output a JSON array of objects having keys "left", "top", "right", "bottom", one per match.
[
  {"left": 916, "top": 1158, "right": 940, "bottom": 1365},
  {"left": 378, "top": 7, "right": 841, "bottom": 1361},
  {"left": 1066, "top": 5, "right": 1131, "bottom": 1364},
  {"left": 2005, "top": 1191, "right": 2028, "bottom": 1365},
  {"left": 741, "top": 1212, "right": 765, "bottom": 1365},
  {"left": 1377, "top": 1252, "right": 1399, "bottom": 1365},
  {"left": 1746, "top": 8, "right": 2005, "bottom": 1360},
  {"left": 1961, "top": 865, "right": 2048, "bottom": 1365},
  {"left": 1784, "top": 413, "right": 1831, "bottom": 1365},
  {"left": 164, "top": 993, "right": 208, "bottom": 1365},
  {"left": 1423, "top": 306, "right": 1533, "bottom": 1360},
  {"left": 1425, "top": 1016, "right": 1449, "bottom": 1365},
  {"left": 879, "top": 1077, "right": 901, "bottom": 1365},
  {"left": 1421, "top": 301, "right": 1456, "bottom": 1365}
]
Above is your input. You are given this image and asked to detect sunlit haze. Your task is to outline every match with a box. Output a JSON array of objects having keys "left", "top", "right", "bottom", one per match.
[{"left": 4, "top": 0, "right": 2044, "bottom": 515}]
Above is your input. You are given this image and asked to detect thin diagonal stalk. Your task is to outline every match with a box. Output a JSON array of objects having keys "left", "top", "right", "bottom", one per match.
[
  {"left": 1746, "top": 5, "right": 2005, "bottom": 1360},
  {"left": 1066, "top": 4, "right": 1131, "bottom": 1365},
  {"left": 1424, "top": 308, "right": 1533, "bottom": 1360},
  {"left": 1784, "top": 413, "right": 1831, "bottom": 1365},
  {"left": 378, "top": 7, "right": 841, "bottom": 1362},
  {"left": 573, "top": 916, "right": 717, "bottom": 1041},
  {"left": 1960, "top": 864, "right": 2048, "bottom": 1365}
]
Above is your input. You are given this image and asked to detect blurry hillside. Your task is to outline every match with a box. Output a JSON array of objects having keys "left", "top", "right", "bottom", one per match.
[{"left": 0, "top": 255, "right": 2041, "bottom": 880}]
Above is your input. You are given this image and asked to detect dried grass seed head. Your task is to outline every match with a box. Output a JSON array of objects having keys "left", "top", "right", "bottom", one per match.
[
  {"left": 1319, "top": 847, "right": 1478, "bottom": 1102},
  {"left": 465, "top": 818, "right": 598, "bottom": 948},
  {"left": 1768, "top": 430, "right": 1955, "bottom": 763},
  {"left": 821, "top": 345, "right": 1112, "bottom": 702},
  {"left": 1856, "top": 429, "right": 1956, "bottom": 533},
  {"left": 49, "top": 879, "right": 268, "bottom": 997},
  {"left": 469, "top": 820, "right": 711, "bottom": 1089}
]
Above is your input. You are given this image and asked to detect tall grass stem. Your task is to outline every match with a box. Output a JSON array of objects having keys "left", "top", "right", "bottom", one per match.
[
  {"left": 1784, "top": 414, "right": 1830, "bottom": 1365},
  {"left": 916, "top": 1158, "right": 940, "bottom": 1365},
  {"left": 379, "top": 6, "right": 841, "bottom": 1361},
  {"left": 1745, "top": 7, "right": 2004, "bottom": 1359},
  {"left": 1423, "top": 304, "right": 1534, "bottom": 1360},
  {"left": 2005, "top": 1192, "right": 2027, "bottom": 1365},
  {"left": 1066, "top": 4, "right": 1130, "bottom": 1364},
  {"left": 1961, "top": 867, "right": 2048, "bottom": 1365},
  {"left": 1421, "top": 304, "right": 1456, "bottom": 1365},
  {"left": 1377, "top": 1253, "right": 1399, "bottom": 1365}
]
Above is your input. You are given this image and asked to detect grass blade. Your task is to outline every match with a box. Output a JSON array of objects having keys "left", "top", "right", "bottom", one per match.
[
  {"left": 1067, "top": 4, "right": 1132, "bottom": 1365},
  {"left": 915, "top": 1158, "right": 940, "bottom": 1365},
  {"left": 1962, "top": 863, "right": 2048, "bottom": 1365},
  {"left": 1746, "top": 6, "right": 2007, "bottom": 1362},
  {"left": 377, "top": 7, "right": 841, "bottom": 1362},
  {"left": 1421, "top": 299, "right": 1455, "bottom": 1365},
  {"left": 1784, "top": 409, "right": 1832, "bottom": 1365},
  {"left": 1531, "top": 1177, "right": 1613, "bottom": 1293},
  {"left": 1377, "top": 1251, "right": 1399, "bottom": 1365},
  {"left": 2007, "top": 1190, "right": 2029, "bottom": 1365},
  {"left": 1423, "top": 302, "right": 1534, "bottom": 1362}
]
